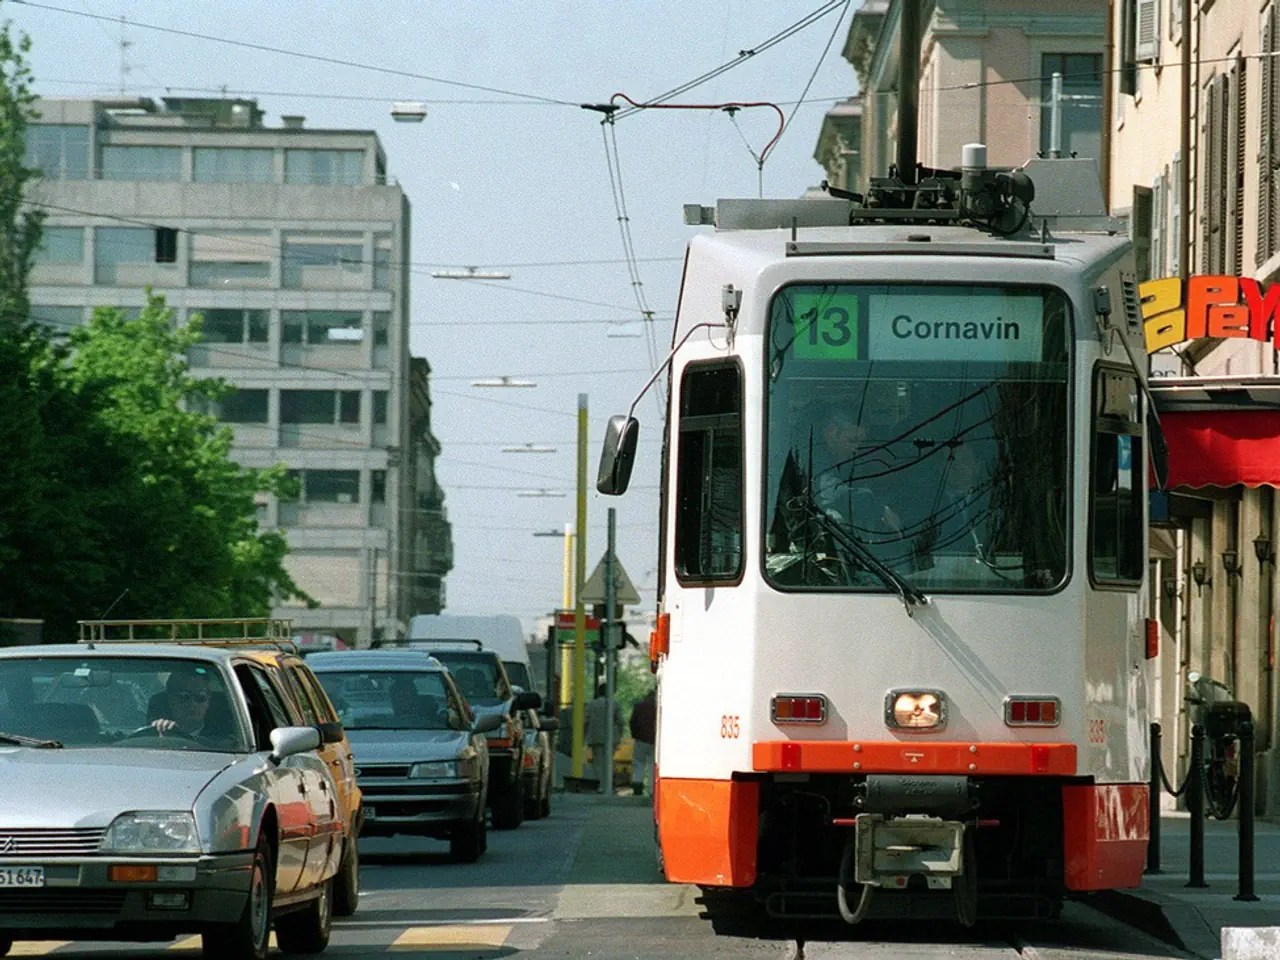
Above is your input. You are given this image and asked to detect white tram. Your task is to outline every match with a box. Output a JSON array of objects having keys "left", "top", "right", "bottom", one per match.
[{"left": 598, "top": 148, "right": 1154, "bottom": 924}]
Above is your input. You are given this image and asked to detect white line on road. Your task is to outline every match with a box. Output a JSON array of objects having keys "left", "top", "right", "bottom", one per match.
[{"left": 336, "top": 916, "right": 551, "bottom": 928}]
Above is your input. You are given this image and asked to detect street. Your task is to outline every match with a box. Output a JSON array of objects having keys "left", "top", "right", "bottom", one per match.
[{"left": 8, "top": 794, "right": 1192, "bottom": 960}]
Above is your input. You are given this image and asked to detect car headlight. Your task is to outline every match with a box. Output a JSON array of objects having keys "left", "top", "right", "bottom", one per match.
[
  {"left": 100, "top": 812, "right": 200, "bottom": 854},
  {"left": 409, "top": 761, "right": 458, "bottom": 779}
]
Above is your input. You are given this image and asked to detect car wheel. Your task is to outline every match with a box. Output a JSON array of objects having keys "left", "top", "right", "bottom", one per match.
[
  {"left": 491, "top": 771, "right": 525, "bottom": 830},
  {"left": 203, "top": 834, "right": 274, "bottom": 960},
  {"left": 523, "top": 774, "right": 541, "bottom": 820},
  {"left": 275, "top": 879, "right": 333, "bottom": 955},
  {"left": 450, "top": 810, "right": 486, "bottom": 862},
  {"left": 539, "top": 774, "right": 552, "bottom": 819},
  {"left": 332, "top": 836, "right": 360, "bottom": 917}
]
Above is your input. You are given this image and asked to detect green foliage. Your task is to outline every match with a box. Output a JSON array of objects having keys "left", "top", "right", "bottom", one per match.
[
  {"left": 614, "top": 655, "right": 656, "bottom": 724},
  {"left": 0, "top": 294, "right": 313, "bottom": 636},
  {"left": 0, "top": 11, "right": 42, "bottom": 332}
]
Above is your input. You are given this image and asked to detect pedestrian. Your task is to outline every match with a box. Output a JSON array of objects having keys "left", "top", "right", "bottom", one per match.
[
  {"left": 584, "top": 683, "right": 622, "bottom": 792},
  {"left": 629, "top": 687, "right": 656, "bottom": 797}
]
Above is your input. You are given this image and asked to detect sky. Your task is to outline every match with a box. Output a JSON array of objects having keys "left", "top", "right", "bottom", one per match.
[{"left": 10, "top": 0, "right": 860, "bottom": 636}]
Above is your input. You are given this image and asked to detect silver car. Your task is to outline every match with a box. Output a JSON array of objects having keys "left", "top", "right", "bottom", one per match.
[
  {"left": 0, "top": 645, "right": 348, "bottom": 960},
  {"left": 308, "top": 651, "right": 501, "bottom": 862}
]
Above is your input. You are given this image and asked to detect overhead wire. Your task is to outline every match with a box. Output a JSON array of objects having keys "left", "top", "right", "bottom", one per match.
[{"left": 14, "top": 0, "right": 580, "bottom": 106}]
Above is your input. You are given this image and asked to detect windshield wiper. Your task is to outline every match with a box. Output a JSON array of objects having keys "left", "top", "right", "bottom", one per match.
[
  {"left": 793, "top": 494, "right": 929, "bottom": 617},
  {"left": 0, "top": 731, "right": 64, "bottom": 748}
]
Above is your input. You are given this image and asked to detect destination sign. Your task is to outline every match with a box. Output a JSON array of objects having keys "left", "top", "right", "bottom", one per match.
[{"left": 867, "top": 291, "right": 1044, "bottom": 362}]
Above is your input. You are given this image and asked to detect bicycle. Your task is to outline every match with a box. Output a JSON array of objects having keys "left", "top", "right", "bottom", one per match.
[{"left": 1185, "top": 672, "right": 1251, "bottom": 820}]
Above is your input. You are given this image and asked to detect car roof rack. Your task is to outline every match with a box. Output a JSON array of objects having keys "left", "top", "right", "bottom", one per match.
[{"left": 77, "top": 617, "right": 298, "bottom": 653}]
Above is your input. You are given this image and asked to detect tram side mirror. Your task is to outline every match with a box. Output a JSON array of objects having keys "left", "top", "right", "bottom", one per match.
[{"left": 597, "top": 415, "right": 640, "bottom": 495}]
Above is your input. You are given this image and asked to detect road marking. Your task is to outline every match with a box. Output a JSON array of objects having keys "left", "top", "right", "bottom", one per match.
[
  {"left": 391, "top": 924, "right": 512, "bottom": 949},
  {"left": 340, "top": 917, "right": 549, "bottom": 928},
  {"left": 169, "top": 932, "right": 278, "bottom": 950},
  {"left": 9, "top": 944, "right": 71, "bottom": 957}
]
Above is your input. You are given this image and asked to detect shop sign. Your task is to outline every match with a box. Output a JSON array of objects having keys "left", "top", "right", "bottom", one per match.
[{"left": 1141, "top": 275, "right": 1280, "bottom": 353}]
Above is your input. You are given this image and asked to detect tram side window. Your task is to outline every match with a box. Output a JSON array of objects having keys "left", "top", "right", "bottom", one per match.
[
  {"left": 674, "top": 362, "right": 743, "bottom": 583},
  {"left": 1091, "top": 368, "right": 1144, "bottom": 584}
]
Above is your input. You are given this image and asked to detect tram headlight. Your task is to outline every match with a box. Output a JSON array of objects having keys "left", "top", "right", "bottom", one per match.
[{"left": 885, "top": 689, "right": 947, "bottom": 732}]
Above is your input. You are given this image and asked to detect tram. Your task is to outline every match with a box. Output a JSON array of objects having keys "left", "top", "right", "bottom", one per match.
[{"left": 597, "top": 145, "right": 1155, "bottom": 924}]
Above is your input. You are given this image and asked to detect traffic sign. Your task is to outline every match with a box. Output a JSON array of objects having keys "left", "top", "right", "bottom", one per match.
[{"left": 580, "top": 554, "right": 641, "bottom": 604}]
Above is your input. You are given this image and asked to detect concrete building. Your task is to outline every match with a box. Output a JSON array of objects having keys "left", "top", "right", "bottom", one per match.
[
  {"left": 24, "top": 96, "right": 453, "bottom": 646},
  {"left": 1109, "top": 0, "right": 1280, "bottom": 816},
  {"left": 820, "top": 0, "right": 1107, "bottom": 185}
]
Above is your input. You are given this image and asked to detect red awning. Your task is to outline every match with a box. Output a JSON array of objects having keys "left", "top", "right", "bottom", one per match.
[{"left": 1161, "top": 410, "right": 1280, "bottom": 489}]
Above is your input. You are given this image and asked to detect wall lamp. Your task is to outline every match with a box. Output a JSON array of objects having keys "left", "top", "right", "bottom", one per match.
[
  {"left": 1254, "top": 533, "right": 1275, "bottom": 567},
  {"left": 1221, "top": 548, "right": 1243, "bottom": 582},
  {"left": 1162, "top": 577, "right": 1182, "bottom": 600},
  {"left": 1191, "top": 560, "right": 1212, "bottom": 594}
]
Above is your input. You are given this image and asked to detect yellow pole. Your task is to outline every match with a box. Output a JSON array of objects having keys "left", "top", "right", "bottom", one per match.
[
  {"left": 558, "top": 525, "right": 575, "bottom": 709},
  {"left": 562, "top": 523, "right": 574, "bottom": 608},
  {"left": 572, "top": 393, "right": 589, "bottom": 778}
]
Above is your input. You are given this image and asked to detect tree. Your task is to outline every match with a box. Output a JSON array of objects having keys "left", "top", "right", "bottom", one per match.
[{"left": 0, "top": 8, "right": 41, "bottom": 333}]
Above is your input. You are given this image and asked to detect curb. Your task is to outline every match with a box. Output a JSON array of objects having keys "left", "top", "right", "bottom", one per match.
[{"left": 1087, "top": 888, "right": 1220, "bottom": 960}]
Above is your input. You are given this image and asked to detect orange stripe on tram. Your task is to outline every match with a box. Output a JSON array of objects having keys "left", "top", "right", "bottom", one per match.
[
  {"left": 751, "top": 740, "right": 1077, "bottom": 776},
  {"left": 1062, "top": 783, "right": 1149, "bottom": 890}
]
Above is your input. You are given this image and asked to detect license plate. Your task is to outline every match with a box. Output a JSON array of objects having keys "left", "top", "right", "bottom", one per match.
[{"left": 0, "top": 866, "right": 45, "bottom": 887}]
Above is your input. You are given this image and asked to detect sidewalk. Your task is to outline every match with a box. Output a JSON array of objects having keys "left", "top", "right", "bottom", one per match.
[{"left": 1092, "top": 814, "right": 1280, "bottom": 959}]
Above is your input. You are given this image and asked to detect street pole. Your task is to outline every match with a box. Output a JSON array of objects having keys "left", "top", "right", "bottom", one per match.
[
  {"left": 562, "top": 522, "right": 574, "bottom": 608},
  {"left": 572, "top": 393, "right": 589, "bottom": 779},
  {"left": 603, "top": 507, "right": 617, "bottom": 797},
  {"left": 1048, "top": 71, "right": 1063, "bottom": 159}
]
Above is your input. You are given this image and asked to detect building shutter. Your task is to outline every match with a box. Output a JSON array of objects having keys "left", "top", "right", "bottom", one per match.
[
  {"left": 1171, "top": 152, "right": 1182, "bottom": 275},
  {"left": 1228, "top": 58, "right": 1246, "bottom": 275},
  {"left": 1261, "top": 7, "right": 1279, "bottom": 265},
  {"left": 1152, "top": 173, "right": 1166, "bottom": 278},
  {"left": 1133, "top": 185, "right": 1154, "bottom": 281},
  {"left": 1201, "top": 77, "right": 1218, "bottom": 273},
  {"left": 1135, "top": 0, "right": 1159, "bottom": 63}
]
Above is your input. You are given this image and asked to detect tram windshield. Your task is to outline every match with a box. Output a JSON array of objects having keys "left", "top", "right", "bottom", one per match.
[{"left": 764, "top": 282, "right": 1071, "bottom": 594}]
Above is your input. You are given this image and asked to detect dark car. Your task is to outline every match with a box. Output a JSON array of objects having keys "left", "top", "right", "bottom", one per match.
[
  {"left": 375, "top": 641, "right": 541, "bottom": 829},
  {"left": 307, "top": 651, "right": 502, "bottom": 862}
]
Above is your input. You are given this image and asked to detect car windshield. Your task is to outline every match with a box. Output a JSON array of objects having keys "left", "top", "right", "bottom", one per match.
[
  {"left": 315, "top": 669, "right": 460, "bottom": 730},
  {"left": 764, "top": 282, "right": 1071, "bottom": 594},
  {"left": 0, "top": 655, "right": 249, "bottom": 752},
  {"left": 429, "top": 653, "right": 508, "bottom": 706},
  {"left": 504, "top": 661, "right": 533, "bottom": 692}
]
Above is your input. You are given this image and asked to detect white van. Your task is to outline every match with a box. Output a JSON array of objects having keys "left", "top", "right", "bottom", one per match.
[{"left": 407, "top": 614, "right": 535, "bottom": 693}]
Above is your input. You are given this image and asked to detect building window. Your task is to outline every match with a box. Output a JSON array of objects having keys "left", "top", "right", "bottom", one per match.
[
  {"left": 195, "top": 308, "right": 268, "bottom": 344},
  {"left": 371, "top": 469, "right": 386, "bottom": 504},
  {"left": 30, "top": 305, "right": 84, "bottom": 333},
  {"left": 100, "top": 145, "right": 183, "bottom": 182},
  {"left": 94, "top": 227, "right": 176, "bottom": 284},
  {"left": 281, "top": 389, "right": 361, "bottom": 425},
  {"left": 282, "top": 233, "right": 364, "bottom": 289},
  {"left": 217, "top": 388, "right": 269, "bottom": 423},
  {"left": 373, "top": 234, "right": 392, "bottom": 290},
  {"left": 24, "top": 124, "right": 90, "bottom": 180},
  {"left": 674, "top": 361, "right": 743, "bottom": 583},
  {"left": 305, "top": 470, "right": 360, "bottom": 503},
  {"left": 192, "top": 147, "right": 274, "bottom": 183},
  {"left": 33, "top": 227, "right": 84, "bottom": 264},
  {"left": 189, "top": 229, "right": 271, "bottom": 286},
  {"left": 1090, "top": 367, "right": 1144, "bottom": 585},
  {"left": 281, "top": 310, "right": 363, "bottom": 346},
  {"left": 373, "top": 391, "right": 388, "bottom": 425},
  {"left": 1039, "top": 53, "right": 1103, "bottom": 161},
  {"left": 284, "top": 149, "right": 364, "bottom": 185}
]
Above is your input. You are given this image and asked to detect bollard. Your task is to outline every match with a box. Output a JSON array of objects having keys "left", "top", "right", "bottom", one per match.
[
  {"left": 1147, "top": 722, "right": 1162, "bottom": 874},
  {"left": 1235, "top": 720, "right": 1258, "bottom": 902},
  {"left": 1187, "top": 723, "right": 1208, "bottom": 888}
]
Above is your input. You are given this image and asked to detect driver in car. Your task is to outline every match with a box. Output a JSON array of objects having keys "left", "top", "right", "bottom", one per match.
[{"left": 148, "top": 665, "right": 231, "bottom": 745}]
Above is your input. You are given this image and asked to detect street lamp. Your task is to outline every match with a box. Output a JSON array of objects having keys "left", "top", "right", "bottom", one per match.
[
  {"left": 503, "top": 443, "right": 557, "bottom": 453},
  {"left": 472, "top": 376, "right": 536, "bottom": 388},
  {"left": 431, "top": 267, "right": 512, "bottom": 280},
  {"left": 391, "top": 101, "right": 428, "bottom": 123}
]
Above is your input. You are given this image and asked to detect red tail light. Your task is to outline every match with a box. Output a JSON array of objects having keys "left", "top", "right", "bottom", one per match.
[
  {"left": 771, "top": 694, "right": 827, "bottom": 724},
  {"left": 1004, "top": 696, "right": 1060, "bottom": 727}
]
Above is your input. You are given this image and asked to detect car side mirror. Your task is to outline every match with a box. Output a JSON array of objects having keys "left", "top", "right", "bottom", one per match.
[
  {"left": 538, "top": 716, "right": 560, "bottom": 733},
  {"left": 472, "top": 712, "right": 504, "bottom": 735},
  {"left": 513, "top": 690, "right": 542, "bottom": 712},
  {"left": 317, "top": 721, "right": 344, "bottom": 744},
  {"left": 269, "top": 725, "right": 321, "bottom": 763},
  {"left": 597, "top": 415, "right": 640, "bottom": 495}
]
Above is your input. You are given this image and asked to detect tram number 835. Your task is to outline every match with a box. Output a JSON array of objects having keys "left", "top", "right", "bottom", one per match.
[{"left": 719, "top": 715, "right": 740, "bottom": 739}]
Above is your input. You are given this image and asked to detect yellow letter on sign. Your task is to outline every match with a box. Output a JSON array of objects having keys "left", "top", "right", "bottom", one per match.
[{"left": 1140, "top": 277, "right": 1185, "bottom": 353}]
